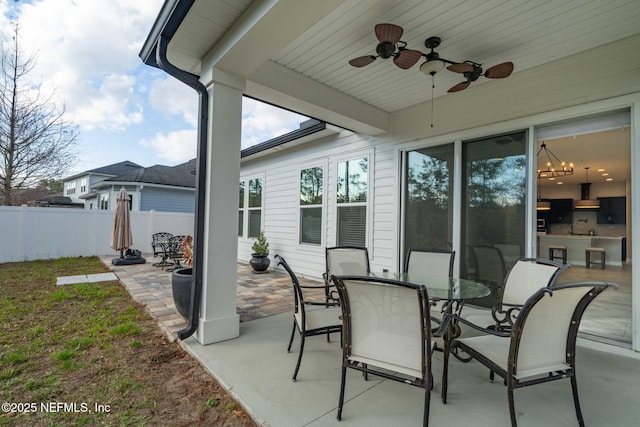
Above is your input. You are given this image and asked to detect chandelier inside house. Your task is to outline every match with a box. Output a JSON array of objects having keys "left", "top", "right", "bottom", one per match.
[{"left": 536, "top": 141, "right": 574, "bottom": 178}]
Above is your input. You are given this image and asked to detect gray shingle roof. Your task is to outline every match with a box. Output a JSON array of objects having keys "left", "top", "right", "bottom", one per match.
[
  {"left": 86, "top": 160, "right": 143, "bottom": 176},
  {"left": 103, "top": 159, "right": 196, "bottom": 188}
]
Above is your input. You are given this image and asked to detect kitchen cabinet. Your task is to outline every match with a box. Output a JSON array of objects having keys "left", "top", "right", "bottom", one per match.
[
  {"left": 548, "top": 198, "right": 573, "bottom": 224},
  {"left": 597, "top": 197, "right": 626, "bottom": 224}
]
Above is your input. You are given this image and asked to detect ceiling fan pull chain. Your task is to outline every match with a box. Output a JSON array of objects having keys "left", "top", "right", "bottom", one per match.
[{"left": 430, "top": 74, "right": 435, "bottom": 128}]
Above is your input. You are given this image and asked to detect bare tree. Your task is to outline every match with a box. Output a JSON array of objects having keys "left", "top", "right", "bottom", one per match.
[{"left": 0, "top": 23, "right": 77, "bottom": 205}]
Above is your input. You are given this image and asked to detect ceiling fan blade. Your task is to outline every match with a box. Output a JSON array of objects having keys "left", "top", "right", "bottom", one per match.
[
  {"left": 447, "top": 63, "right": 474, "bottom": 73},
  {"left": 393, "top": 49, "right": 421, "bottom": 69},
  {"left": 448, "top": 81, "right": 471, "bottom": 93},
  {"left": 349, "top": 55, "right": 377, "bottom": 67},
  {"left": 375, "top": 23, "right": 403, "bottom": 44},
  {"left": 484, "top": 61, "right": 514, "bottom": 78}
]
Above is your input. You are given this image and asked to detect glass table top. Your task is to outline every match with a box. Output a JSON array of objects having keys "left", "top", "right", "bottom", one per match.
[{"left": 365, "top": 272, "right": 491, "bottom": 301}]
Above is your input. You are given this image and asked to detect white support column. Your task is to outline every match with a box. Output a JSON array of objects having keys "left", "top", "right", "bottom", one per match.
[{"left": 196, "top": 70, "right": 245, "bottom": 345}]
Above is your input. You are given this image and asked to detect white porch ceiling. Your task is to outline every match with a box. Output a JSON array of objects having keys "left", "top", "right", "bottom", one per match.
[
  {"left": 159, "top": 0, "right": 639, "bottom": 182},
  {"left": 166, "top": 0, "right": 640, "bottom": 122}
]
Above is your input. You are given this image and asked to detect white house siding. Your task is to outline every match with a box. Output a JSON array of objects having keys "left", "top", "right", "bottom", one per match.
[
  {"left": 140, "top": 187, "right": 195, "bottom": 213},
  {"left": 238, "top": 132, "right": 389, "bottom": 281}
]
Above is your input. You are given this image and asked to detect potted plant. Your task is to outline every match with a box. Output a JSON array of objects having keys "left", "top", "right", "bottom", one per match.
[
  {"left": 250, "top": 232, "right": 270, "bottom": 273},
  {"left": 171, "top": 235, "right": 193, "bottom": 319}
]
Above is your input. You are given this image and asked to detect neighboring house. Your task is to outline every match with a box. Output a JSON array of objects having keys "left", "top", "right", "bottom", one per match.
[
  {"left": 84, "top": 159, "right": 197, "bottom": 213},
  {"left": 62, "top": 161, "right": 143, "bottom": 208}
]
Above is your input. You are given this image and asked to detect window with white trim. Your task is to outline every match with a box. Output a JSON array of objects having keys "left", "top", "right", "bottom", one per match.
[
  {"left": 80, "top": 178, "right": 87, "bottom": 193},
  {"left": 99, "top": 194, "right": 109, "bottom": 210},
  {"left": 299, "top": 166, "right": 323, "bottom": 245},
  {"left": 65, "top": 181, "right": 76, "bottom": 195},
  {"left": 336, "top": 157, "right": 368, "bottom": 247},
  {"left": 238, "top": 176, "right": 263, "bottom": 238}
]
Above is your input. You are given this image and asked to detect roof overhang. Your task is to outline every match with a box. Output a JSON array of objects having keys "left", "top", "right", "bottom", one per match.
[
  {"left": 139, "top": 0, "right": 389, "bottom": 135},
  {"left": 241, "top": 120, "right": 341, "bottom": 161}
]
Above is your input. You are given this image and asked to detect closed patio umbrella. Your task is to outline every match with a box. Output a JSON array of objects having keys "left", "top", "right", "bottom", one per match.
[{"left": 111, "top": 187, "right": 133, "bottom": 258}]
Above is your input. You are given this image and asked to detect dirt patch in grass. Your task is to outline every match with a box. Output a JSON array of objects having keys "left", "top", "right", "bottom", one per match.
[{"left": 0, "top": 257, "right": 256, "bottom": 426}]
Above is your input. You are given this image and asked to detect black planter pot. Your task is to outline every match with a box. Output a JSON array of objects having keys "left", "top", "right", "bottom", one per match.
[
  {"left": 171, "top": 267, "right": 193, "bottom": 319},
  {"left": 250, "top": 254, "right": 270, "bottom": 273}
]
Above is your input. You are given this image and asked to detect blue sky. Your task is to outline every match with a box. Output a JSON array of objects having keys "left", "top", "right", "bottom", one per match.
[{"left": 1, "top": 0, "right": 307, "bottom": 176}]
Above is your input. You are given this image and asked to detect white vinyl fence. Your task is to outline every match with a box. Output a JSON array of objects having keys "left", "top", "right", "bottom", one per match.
[{"left": 0, "top": 206, "right": 194, "bottom": 263}]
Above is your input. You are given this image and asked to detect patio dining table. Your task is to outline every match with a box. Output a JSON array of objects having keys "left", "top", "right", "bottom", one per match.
[{"left": 365, "top": 271, "right": 491, "bottom": 302}]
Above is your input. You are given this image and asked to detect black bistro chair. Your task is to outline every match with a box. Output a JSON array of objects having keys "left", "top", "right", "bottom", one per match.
[
  {"left": 333, "top": 275, "right": 434, "bottom": 427},
  {"left": 443, "top": 281, "right": 617, "bottom": 426},
  {"left": 275, "top": 255, "right": 342, "bottom": 381}
]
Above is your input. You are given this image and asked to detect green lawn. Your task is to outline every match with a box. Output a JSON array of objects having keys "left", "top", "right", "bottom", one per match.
[{"left": 0, "top": 257, "right": 253, "bottom": 426}]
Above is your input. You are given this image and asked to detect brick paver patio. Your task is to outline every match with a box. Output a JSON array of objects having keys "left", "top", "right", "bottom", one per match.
[{"left": 101, "top": 254, "right": 322, "bottom": 341}]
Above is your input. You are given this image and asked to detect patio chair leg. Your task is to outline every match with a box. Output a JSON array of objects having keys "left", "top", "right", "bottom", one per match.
[
  {"left": 292, "top": 335, "right": 306, "bottom": 382},
  {"left": 337, "top": 365, "right": 347, "bottom": 420},
  {"left": 287, "top": 321, "right": 296, "bottom": 352},
  {"left": 423, "top": 387, "right": 431, "bottom": 427},
  {"left": 508, "top": 386, "right": 517, "bottom": 426},
  {"left": 570, "top": 376, "right": 586, "bottom": 427}
]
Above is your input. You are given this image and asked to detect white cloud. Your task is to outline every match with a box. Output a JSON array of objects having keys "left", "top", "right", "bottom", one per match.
[
  {"left": 5, "top": 0, "right": 163, "bottom": 131},
  {"left": 148, "top": 77, "right": 198, "bottom": 127},
  {"left": 1, "top": 0, "right": 309, "bottom": 168},
  {"left": 70, "top": 73, "right": 143, "bottom": 131},
  {"left": 139, "top": 130, "right": 197, "bottom": 163},
  {"left": 242, "top": 98, "right": 306, "bottom": 149}
]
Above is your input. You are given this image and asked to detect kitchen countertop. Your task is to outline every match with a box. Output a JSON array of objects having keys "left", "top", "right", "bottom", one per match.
[
  {"left": 539, "top": 234, "right": 624, "bottom": 240},
  {"left": 537, "top": 234, "right": 626, "bottom": 266}
]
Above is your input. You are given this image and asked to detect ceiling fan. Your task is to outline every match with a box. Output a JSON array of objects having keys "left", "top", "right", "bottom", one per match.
[
  {"left": 349, "top": 23, "right": 422, "bottom": 69},
  {"left": 446, "top": 61, "right": 514, "bottom": 92},
  {"left": 349, "top": 24, "right": 514, "bottom": 93}
]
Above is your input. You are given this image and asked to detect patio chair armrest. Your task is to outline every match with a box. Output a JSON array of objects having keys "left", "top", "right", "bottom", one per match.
[
  {"left": 299, "top": 283, "right": 333, "bottom": 290},
  {"left": 444, "top": 312, "right": 511, "bottom": 338},
  {"left": 303, "top": 300, "right": 340, "bottom": 308}
]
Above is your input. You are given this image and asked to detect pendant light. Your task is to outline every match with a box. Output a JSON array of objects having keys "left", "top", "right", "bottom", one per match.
[
  {"left": 574, "top": 167, "right": 600, "bottom": 209},
  {"left": 536, "top": 175, "right": 550, "bottom": 211}
]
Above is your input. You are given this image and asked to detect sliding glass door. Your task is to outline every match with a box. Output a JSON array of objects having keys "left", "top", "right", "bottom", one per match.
[
  {"left": 403, "top": 131, "right": 526, "bottom": 307},
  {"left": 403, "top": 144, "right": 454, "bottom": 257},
  {"left": 461, "top": 132, "right": 527, "bottom": 306}
]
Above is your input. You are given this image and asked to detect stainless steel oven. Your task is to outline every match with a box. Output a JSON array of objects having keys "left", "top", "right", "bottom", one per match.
[{"left": 537, "top": 218, "right": 546, "bottom": 233}]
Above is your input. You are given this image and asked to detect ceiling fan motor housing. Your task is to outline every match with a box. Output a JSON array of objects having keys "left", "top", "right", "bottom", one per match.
[
  {"left": 376, "top": 41, "right": 396, "bottom": 58},
  {"left": 465, "top": 66, "right": 483, "bottom": 81}
]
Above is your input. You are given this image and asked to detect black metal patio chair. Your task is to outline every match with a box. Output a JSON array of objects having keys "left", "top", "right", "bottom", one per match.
[
  {"left": 323, "top": 246, "right": 370, "bottom": 303},
  {"left": 275, "top": 255, "right": 342, "bottom": 381},
  {"left": 333, "top": 275, "right": 433, "bottom": 427},
  {"left": 151, "top": 232, "right": 173, "bottom": 267},
  {"left": 442, "top": 281, "right": 617, "bottom": 426},
  {"left": 404, "top": 248, "right": 455, "bottom": 330}
]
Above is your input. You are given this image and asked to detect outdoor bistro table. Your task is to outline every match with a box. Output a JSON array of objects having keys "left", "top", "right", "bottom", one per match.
[
  {"left": 365, "top": 271, "right": 491, "bottom": 302},
  {"left": 358, "top": 271, "right": 491, "bottom": 402}
]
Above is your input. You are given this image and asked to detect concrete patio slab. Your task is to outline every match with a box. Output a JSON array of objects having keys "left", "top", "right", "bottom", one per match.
[
  {"left": 184, "top": 310, "right": 640, "bottom": 427},
  {"left": 56, "top": 272, "right": 118, "bottom": 286}
]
